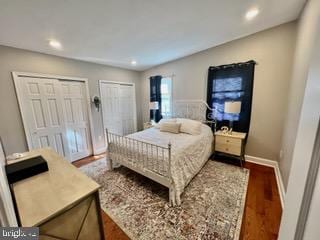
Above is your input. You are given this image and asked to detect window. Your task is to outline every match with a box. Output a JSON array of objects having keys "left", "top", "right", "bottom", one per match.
[
  {"left": 212, "top": 77, "right": 243, "bottom": 121},
  {"left": 207, "top": 61, "right": 256, "bottom": 133},
  {"left": 150, "top": 75, "right": 173, "bottom": 122},
  {"left": 160, "top": 77, "right": 172, "bottom": 118}
]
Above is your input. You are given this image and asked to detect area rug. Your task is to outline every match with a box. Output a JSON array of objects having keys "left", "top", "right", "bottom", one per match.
[{"left": 80, "top": 159, "right": 249, "bottom": 240}]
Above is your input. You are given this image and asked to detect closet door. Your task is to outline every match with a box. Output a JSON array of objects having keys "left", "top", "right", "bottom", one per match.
[
  {"left": 119, "top": 85, "right": 135, "bottom": 135},
  {"left": 100, "top": 83, "right": 122, "bottom": 135},
  {"left": 20, "top": 77, "right": 70, "bottom": 159},
  {"left": 100, "top": 82, "right": 136, "bottom": 137},
  {"left": 60, "top": 81, "right": 92, "bottom": 161}
]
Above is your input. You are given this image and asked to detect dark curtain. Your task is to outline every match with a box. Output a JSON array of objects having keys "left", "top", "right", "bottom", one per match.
[
  {"left": 206, "top": 60, "right": 256, "bottom": 133},
  {"left": 150, "top": 75, "right": 162, "bottom": 122}
]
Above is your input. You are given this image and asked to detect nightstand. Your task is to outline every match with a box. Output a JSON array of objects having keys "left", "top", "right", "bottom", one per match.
[
  {"left": 143, "top": 122, "right": 153, "bottom": 129},
  {"left": 214, "top": 130, "right": 247, "bottom": 167}
]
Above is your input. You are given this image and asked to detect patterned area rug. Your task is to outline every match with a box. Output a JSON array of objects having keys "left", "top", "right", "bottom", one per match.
[{"left": 80, "top": 159, "right": 249, "bottom": 240}]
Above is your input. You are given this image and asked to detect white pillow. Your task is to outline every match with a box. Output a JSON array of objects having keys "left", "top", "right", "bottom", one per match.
[
  {"left": 160, "top": 122, "right": 181, "bottom": 134},
  {"left": 177, "top": 118, "right": 202, "bottom": 135},
  {"left": 154, "top": 118, "right": 176, "bottom": 129}
]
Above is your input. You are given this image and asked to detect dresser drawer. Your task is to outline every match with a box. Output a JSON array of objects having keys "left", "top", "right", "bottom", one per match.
[
  {"left": 216, "top": 135, "right": 242, "bottom": 146},
  {"left": 215, "top": 143, "right": 241, "bottom": 156}
]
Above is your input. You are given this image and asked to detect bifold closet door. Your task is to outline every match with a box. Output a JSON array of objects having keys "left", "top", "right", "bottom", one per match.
[
  {"left": 100, "top": 83, "right": 122, "bottom": 135},
  {"left": 100, "top": 82, "right": 136, "bottom": 136},
  {"left": 17, "top": 76, "right": 92, "bottom": 162},
  {"left": 119, "top": 85, "right": 135, "bottom": 135},
  {"left": 60, "top": 81, "right": 92, "bottom": 161},
  {"left": 19, "top": 77, "right": 70, "bottom": 159}
]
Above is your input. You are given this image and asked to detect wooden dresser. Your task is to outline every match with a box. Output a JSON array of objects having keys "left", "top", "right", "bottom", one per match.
[{"left": 10, "top": 148, "right": 104, "bottom": 240}]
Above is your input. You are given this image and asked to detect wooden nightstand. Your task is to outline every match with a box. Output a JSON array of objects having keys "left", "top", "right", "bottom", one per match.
[
  {"left": 143, "top": 122, "right": 153, "bottom": 130},
  {"left": 214, "top": 130, "right": 247, "bottom": 167}
]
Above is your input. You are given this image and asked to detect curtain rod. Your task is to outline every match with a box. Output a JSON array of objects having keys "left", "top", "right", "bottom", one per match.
[
  {"left": 209, "top": 60, "right": 257, "bottom": 70},
  {"left": 162, "top": 74, "right": 175, "bottom": 78},
  {"left": 150, "top": 74, "right": 175, "bottom": 79}
]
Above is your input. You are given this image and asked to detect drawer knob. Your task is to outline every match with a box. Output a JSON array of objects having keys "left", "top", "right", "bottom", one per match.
[
  {"left": 226, "top": 148, "right": 229, "bottom": 151},
  {"left": 226, "top": 140, "right": 230, "bottom": 143}
]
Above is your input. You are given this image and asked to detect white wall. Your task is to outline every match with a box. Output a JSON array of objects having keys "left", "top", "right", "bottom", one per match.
[
  {"left": 299, "top": 24, "right": 320, "bottom": 239},
  {"left": 0, "top": 140, "right": 17, "bottom": 226},
  {"left": 303, "top": 124, "right": 320, "bottom": 239},
  {"left": 140, "top": 22, "right": 297, "bottom": 161},
  {"left": 278, "top": 0, "right": 320, "bottom": 238},
  {"left": 279, "top": 0, "right": 320, "bottom": 189},
  {"left": 0, "top": 45, "right": 142, "bottom": 155},
  {"left": 303, "top": 147, "right": 320, "bottom": 239}
]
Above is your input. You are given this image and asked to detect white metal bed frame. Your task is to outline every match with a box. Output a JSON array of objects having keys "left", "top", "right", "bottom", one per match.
[{"left": 106, "top": 100, "right": 215, "bottom": 206}]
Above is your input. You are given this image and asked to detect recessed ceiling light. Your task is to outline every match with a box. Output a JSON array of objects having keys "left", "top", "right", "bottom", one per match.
[
  {"left": 245, "top": 8, "right": 259, "bottom": 20},
  {"left": 49, "top": 39, "right": 62, "bottom": 50},
  {"left": 131, "top": 60, "right": 137, "bottom": 65}
]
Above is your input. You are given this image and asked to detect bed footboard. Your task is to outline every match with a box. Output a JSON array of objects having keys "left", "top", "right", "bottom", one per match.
[{"left": 106, "top": 129, "right": 177, "bottom": 205}]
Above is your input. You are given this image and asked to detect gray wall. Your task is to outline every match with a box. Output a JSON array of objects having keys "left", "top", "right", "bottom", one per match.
[
  {"left": 140, "top": 22, "right": 297, "bottom": 161},
  {"left": 279, "top": 0, "right": 320, "bottom": 189},
  {"left": 0, "top": 45, "right": 142, "bottom": 155}
]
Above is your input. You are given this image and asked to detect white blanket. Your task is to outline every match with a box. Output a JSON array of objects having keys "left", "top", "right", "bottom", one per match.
[{"left": 126, "top": 124, "right": 213, "bottom": 205}]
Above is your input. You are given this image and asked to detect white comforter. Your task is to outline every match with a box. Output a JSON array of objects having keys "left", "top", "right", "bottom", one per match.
[{"left": 126, "top": 124, "right": 213, "bottom": 205}]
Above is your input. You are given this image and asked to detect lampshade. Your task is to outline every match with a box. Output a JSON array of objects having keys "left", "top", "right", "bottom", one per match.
[
  {"left": 224, "top": 101, "right": 241, "bottom": 114},
  {"left": 149, "top": 101, "right": 159, "bottom": 110}
]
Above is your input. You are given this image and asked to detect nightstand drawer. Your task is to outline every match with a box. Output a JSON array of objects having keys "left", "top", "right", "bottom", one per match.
[
  {"left": 215, "top": 135, "right": 242, "bottom": 146},
  {"left": 215, "top": 143, "right": 241, "bottom": 156}
]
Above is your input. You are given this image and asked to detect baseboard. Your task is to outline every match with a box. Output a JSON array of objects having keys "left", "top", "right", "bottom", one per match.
[
  {"left": 93, "top": 146, "right": 107, "bottom": 155},
  {"left": 274, "top": 164, "right": 286, "bottom": 208},
  {"left": 245, "top": 155, "right": 285, "bottom": 208}
]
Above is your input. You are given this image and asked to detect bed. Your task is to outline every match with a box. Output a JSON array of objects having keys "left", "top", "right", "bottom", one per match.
[{"left": 106, "top": 100, "right": 215, "bottom": 206}]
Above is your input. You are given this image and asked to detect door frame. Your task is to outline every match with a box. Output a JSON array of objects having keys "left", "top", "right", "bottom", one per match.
[
  {"left": 99, "top": 80, "right": 137, "bottom": 137},
  {"left": 0, "top": 138, "right": 18, "bottom": 226},
  {"left": 12, "top": 71, "right": 96, "bottom": 158}
]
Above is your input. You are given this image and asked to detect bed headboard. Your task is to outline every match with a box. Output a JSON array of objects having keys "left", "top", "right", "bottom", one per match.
[{"left": 172, "top": 100, "right": 215, "bottom": 123}]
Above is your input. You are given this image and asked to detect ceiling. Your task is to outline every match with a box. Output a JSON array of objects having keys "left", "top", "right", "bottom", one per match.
[{"left": 0, "top": 0, "right": 306, "bottom": 71}]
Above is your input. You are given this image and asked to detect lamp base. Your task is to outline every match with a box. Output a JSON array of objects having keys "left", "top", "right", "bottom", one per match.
[
  {"left": 229, "top": 120, "right": 234, "bottom": 134},
  {"left": 153, "top": 109, "right": 156, "bottom": 123}
]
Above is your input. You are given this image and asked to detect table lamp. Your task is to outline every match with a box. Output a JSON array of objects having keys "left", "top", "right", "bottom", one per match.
[
  {"left": 149, "top": 101, "right": 159, "bottom": 123},
  {"left": 224, "top": 101, "right": 241, "bottom": 134}
]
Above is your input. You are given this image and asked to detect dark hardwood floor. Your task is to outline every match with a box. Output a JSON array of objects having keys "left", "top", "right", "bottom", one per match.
[
  {"left": 73, "top": 153, "right": 106, "bottom": 168},
  {"left": 241, "top": 162, "right": 282, "bottom": 240},
  {"left": 74, "top": 154, "right": 282, "bottom": 240}
]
